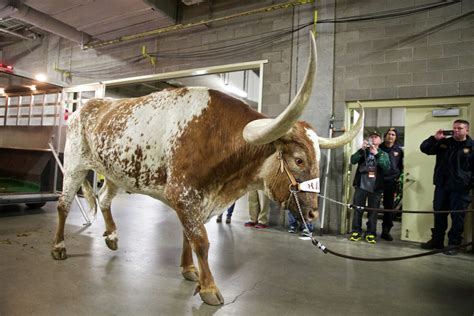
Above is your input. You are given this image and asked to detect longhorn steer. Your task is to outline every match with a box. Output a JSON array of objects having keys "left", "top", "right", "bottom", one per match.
[{"left": 51, "top": 32, "right": 363, "bottom": 305}]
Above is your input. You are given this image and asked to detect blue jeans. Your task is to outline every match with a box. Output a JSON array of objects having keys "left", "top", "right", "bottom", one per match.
[
  {"left": 351, "top": 187, "right": 381, "bottom": 235},
  {"left": 226, "top": 203, "right": 235, "bottom": 217},
  {"left": 432, "top": 186, "right": 469, "bottom": 245},
  {"left": 288, "top": 211, "right": 313, "bottom": 231},
  {"left": 217, "top": 203, "right": 235, "bottom": 220}
]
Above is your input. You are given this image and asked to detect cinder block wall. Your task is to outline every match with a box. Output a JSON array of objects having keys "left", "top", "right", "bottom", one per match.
[{"left": 334, "top": 0, "right": 473, "bottom": 106}]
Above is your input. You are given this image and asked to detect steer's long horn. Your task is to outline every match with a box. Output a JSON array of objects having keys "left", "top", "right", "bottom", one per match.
[
  {"left": 243, "top": 31, "right": 317, "bottom": 145},
  {"left": 318, "top": 101, "right": 364, "bottom": 149}
]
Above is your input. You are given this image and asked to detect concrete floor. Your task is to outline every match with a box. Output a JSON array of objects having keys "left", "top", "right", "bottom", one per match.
[{"left": 1, "top": 193, "right": 473, "bottom": 316}]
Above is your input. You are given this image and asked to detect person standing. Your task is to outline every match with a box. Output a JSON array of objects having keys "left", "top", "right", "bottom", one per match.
[
  {"left": 379, "top": 127, "right": 404, "bottom": 241},
  {"left": 216, "top": 203, "right": 235, "bottom": 224},
  {"left": 287, "top": 210, "right": 313, "bottom": 237},
  {"left": 349, "top": 131, "right": 390, "bottom": 244},
  {"left": 419, "top": 120, "right": 474, "bottom": 255},
  {"left": 245, "top": 191, "right": 270, "bottom": 229}
]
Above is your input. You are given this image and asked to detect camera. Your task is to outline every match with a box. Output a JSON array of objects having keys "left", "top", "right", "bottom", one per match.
[
  {"left": 367, "top": 139, "right": 374, "bottom": 147},
  {"left": 442, "top": 130, "right": 453, "bottom": 136}
]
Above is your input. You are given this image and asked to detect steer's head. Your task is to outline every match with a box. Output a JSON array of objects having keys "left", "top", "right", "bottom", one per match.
[{"left": 242, "top": 31, "right": 363, "bottom": 224}]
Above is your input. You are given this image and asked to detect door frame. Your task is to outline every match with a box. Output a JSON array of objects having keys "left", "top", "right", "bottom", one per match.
[{"left": 343, "top": 96, "right": 474, "bottom": 237}]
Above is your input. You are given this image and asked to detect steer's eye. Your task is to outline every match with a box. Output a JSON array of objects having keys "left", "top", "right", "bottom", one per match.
[{"left": 295, "top": 158, "right": 304, "bottom": 166}]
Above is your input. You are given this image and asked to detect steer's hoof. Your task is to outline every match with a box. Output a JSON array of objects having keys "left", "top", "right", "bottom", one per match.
[
  {"left": 196, "top": 286, "right": 224, "bottom": 305},
  {"left": 51, "top": 247, "right": 67, "bottom": 260},
  {"left": 182, "top": 270, "right": 199, "bottom": 282},
  {"left": 105, "top": 237, "right": 118, "bottom": 250}
]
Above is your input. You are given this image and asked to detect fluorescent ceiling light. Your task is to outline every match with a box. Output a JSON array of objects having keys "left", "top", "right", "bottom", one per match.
[
  {"left": 35, "top": 74, "right": 47, "bottom": 82},
  {"left": 194, "top": 70, "right": 207, "bottom": 75}
]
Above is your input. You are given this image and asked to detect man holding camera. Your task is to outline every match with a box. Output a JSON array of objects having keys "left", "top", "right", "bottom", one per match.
[
  {"left": 349, "top": 131, "right": 390, "bottom": 244},
  {"left": 420, "top": 119, "right": 474, "bottom": 255}
]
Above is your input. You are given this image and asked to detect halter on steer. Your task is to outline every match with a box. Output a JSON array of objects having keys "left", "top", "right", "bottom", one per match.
[{"left": 276, "top": 152, "right": 328, "bottom": 253}]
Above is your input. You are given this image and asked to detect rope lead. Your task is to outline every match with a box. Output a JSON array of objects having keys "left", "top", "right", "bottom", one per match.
[{"left": 319, "top": 194, "right": 474, "bottom": 214}]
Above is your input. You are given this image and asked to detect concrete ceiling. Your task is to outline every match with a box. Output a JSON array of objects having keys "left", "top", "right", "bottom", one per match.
[
  {"left": 0, "top": 0, "right": 206, "bottom": 93},
  {"left": 0, "top": 0, "right": 210, "bottom": 45},
  {"left": 23, "top": 0, "right": 177, "bottom": 41},
  {"left": 0, "top": 0, "right": 276, "bottom": 47}
]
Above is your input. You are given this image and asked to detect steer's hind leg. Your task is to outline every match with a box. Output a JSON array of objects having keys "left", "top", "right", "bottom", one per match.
[
  {"left": 51, "top": 170, "right": 89, "bottom": 260},
  {"left": 98, "top": 179, "right": 119, "bottom": 250},
  {"left": 179, "top": 217, "right": 224, "bottom": 305},
  {"left": 181, "top": 232, "right": 199, "bottom": 282}
]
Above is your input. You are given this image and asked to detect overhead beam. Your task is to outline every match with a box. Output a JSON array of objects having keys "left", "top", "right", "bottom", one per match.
[
  {"left": 0, "top": 25, "right": 35, "bottom": 40},
  {"left": 0, "top": 0, "right": 91, "bottom": 45},
  {"left": 143, "top": 0, "right": 178, "bottom": 21}
]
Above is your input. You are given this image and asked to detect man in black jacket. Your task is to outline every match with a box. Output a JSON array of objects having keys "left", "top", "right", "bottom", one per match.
[
  {"left": 349, "top": 131, "right": 390, "bottom": 244},
  {"left": 420, "top": 119, "right": 474, "bottom": 255},
  {"left": 379, "top": 128, "right": 404, "bottom": 241}
]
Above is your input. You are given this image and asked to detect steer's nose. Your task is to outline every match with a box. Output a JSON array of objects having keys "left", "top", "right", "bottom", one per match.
[{"left": 308, "top": 209, "right": 319, "bottom": 221}]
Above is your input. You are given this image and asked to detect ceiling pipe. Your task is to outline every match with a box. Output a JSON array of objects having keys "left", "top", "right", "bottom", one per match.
[
  {"left": 84, "top": 0, "right": 314, "bottom": 49},
  {"left": 0, "top": 24, "right": 35, "bottom": 40},
  {"left": 0, "top": 0, "right": 91, "bottom": 45}
]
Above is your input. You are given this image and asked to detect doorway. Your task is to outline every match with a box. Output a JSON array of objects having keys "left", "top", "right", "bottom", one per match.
[{"left": 344, "top": 97, "right": 474, "bottom": 244}]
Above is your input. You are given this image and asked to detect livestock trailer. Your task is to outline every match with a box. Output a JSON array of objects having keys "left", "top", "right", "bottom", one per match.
[{"left": 0, "top": 90, "right": 62, "bottom": 208}]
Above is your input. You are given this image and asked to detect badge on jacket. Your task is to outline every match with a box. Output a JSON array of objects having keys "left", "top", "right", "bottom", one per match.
[{"left": 463, "top": 147, "right": 471, "bottom": 153}]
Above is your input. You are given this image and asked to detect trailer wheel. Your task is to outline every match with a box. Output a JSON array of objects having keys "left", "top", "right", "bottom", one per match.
[{"left": 25, "top": 202, "right": 46, "bottom": 209}]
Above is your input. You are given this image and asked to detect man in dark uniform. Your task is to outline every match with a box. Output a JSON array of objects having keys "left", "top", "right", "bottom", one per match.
[
  {"left": 420, "top": 119, "right": 474, "bottom": 255},
  {"left": 349, "top": 131, "right": 390, "bottom": 244},
  {"left": 379, "top": 127, "right": 404, "bottom": 241}
]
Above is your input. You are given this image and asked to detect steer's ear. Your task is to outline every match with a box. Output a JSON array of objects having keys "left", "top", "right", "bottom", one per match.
[{"left": 243, "top": 31, "right": 317, "bottom": 145}]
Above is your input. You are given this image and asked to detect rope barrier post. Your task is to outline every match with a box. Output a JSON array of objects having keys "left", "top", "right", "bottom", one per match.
[{"left": 319, "top": 114, "right": 335, "bottom": 236}]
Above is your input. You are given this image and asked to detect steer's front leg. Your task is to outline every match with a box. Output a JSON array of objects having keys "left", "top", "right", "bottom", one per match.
[
  {"left": 180, "top": 217, "right": 224, "bottom": 305},
  {"left": 189, "top": 223, "right": 224, "bottom": 305}
]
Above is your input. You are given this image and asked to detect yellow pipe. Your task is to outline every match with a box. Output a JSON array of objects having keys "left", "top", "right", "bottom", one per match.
[{"left": 83, "top": 0, "right": 314, "bottom": 50}]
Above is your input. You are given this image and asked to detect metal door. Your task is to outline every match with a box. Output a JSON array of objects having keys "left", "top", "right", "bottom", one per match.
[{"left": 402, "top": 105, "right": 469, "bottom": 242}]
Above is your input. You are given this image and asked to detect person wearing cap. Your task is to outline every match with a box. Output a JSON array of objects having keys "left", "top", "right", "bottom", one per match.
[
  {"left": 349, "top": 131, "right": 390, "bottom": 244},
  {"left": 419, "top": 119, "right": 474, "bottom": 255},
  {"left": 379, "top": 127, "right": 404, "bottom": 241}
]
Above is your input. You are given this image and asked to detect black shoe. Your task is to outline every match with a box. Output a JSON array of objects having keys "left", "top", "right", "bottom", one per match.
[
  {"left": 216, "top": 215, "right": 222, "bottom": 223},
  {"left": 421, "top": 239, "right": 444, "bottom": 249},
  {"left": 381, "top": 232, "right": 393, "bottom": 241},
  {"left": 288, "top": 225, "right": 297, "bottom": 234},
  {"left": 443, "top": 249, "right": 459, "bottom": 256},
  {"left": 225, "top": 216, "right": 231, "bottom": 224}
]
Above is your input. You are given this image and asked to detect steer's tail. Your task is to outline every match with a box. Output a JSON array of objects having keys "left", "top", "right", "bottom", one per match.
[{"left": 81, "top": 180, "right": 98, "bottom": 218}]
